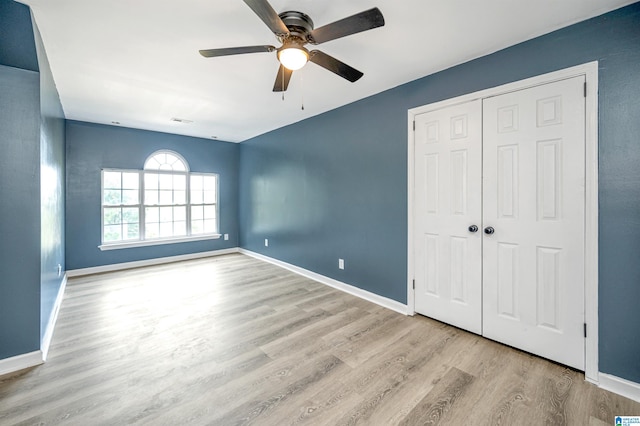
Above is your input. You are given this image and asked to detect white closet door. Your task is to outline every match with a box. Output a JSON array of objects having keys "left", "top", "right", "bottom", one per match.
[
  {"left": 482, "top": 76, "right": 586, "bottom": 370},
  {"left": 414, "top": 100, "right": 483, "bottom": 334}
]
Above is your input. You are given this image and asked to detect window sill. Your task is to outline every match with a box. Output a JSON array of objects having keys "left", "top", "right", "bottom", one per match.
[{"left": 99, "top": 234, "right": 221, "bottom": 251}]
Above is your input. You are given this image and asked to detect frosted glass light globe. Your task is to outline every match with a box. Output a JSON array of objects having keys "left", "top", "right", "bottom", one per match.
[{"left": 278, "top": 47, "right": 309, "bottom": 71}]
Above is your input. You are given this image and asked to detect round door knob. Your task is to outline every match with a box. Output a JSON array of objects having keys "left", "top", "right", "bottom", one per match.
[
  {"left": 468, "top": 225, "right": 478, "bottom": 233},
  {"left": 484, "top": 226, "right": 495, "bottom": 235}
]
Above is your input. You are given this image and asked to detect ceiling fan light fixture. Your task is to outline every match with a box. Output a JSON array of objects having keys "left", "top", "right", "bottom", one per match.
[
  {"left": 278, "top": 46, "right": 309, "bottom": 71},
  {"left": 199, "top": 1, "right": 385, "bottom": 92}
]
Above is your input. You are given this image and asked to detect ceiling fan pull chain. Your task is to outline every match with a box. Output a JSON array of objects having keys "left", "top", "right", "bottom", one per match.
[
  {"left": 282, "top": 68, "right": 285, "bottom": 101},
  {"left": 301, "top": 74, "right": 305, "bottom": 110}
]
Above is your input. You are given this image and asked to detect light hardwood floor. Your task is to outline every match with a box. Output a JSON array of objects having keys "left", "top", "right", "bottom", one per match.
[{"left": 1, "top": 253, "right": 638, "bottom": 425}]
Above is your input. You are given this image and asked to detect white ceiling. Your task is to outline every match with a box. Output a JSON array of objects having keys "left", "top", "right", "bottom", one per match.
[{"left": 21, "top": 0, "right": 634, "bottom": 142}]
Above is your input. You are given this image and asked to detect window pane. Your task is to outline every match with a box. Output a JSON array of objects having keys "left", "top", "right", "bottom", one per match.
[
  {"left": 124, "top": 223, "right": 139, "bottom": 240},
  {"left": 203, "top": 190, "right": 216, "bottom": 204},
  {"left": 160, "top": 222, "right": 173, "bottom": 237},
  {"left": 174, "top": 175, "right": 186, "bottom": 190},
  {"left": 104, "top": 224, "right": 122, "bottom": 242},
  {"left": 191, "top": 175, "right": 203, "bottom": 190},
  {"left": 145, "top": 190, "right": 158, "bottom": 205},
  {"left": 191, "top": 205, "right": 203, "bottom": 220},
  {"left": 122, "top": 190, "right": 139, "bottom": 205},
  {"left": 174, "top": 190, "right": 186, "bottom": 205},
  {"left": 204, "top": 219, "right": 217, "bottom": 233},
  {"left": 145, "top": 222, "right": 159, "bottom": 239},
  {"left": 191, "top": 219, "right": 203, "bottom": 235},
  {"left": 160, "top": 206, "right": 173, "bottom": 222},
  {"left": 122, "top": 208, "right": 139, "bottom": 224},
  {"left": 145, "top": 207, "right": 159, "bottom": 223},
  {"left": 122, "top": 172, "right": 139, "bottom": 189},
  {"left": 191, "top": 191, "right": 203, "bottom": 204},
  {"left": 203, "top": 176, "right": 216, "bottom": 190},
  {"left": 159, "top": 190, "right": 173, "bottom": 205},
  {"left": 174, "top": 221, "right": 186, "bottom": 236},
  {"left": 159, "top": 174, "right": 173, "bottom": 190},
  {"left": 103, "top": 189, "right": 122, "bottom": 205},
  {"left": 103, "top": 172, "right": 121, "bottom": 189},
  {"left": 174, "top": 206, "right": 186, "bottom": 222},
  {"left": 145, "top": 157, "right": 160, "bottom": 170},
  {"left": 104, "top": 208, "right": 122, "bottom": 225},
  {"left": 145, "top": 173, "right": 159, "bottom": 190},
  {"left": 165, "top": 154, "right": 177, "bottom": 165},
  {"left": 203, "top": 205, "right": 216, "bottom": 220},
  {"left": 173, "top": 162, "right": 186, "bottom": 172}
]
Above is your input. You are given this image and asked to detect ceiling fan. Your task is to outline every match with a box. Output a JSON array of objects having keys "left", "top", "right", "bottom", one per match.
[{"left": 199, "top": 0, "right": 385, "bottom": 92}]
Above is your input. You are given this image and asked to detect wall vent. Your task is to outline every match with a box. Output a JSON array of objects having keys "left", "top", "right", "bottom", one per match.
[{"left": 170, "top": 117, "right": 193, "bottom": 124}]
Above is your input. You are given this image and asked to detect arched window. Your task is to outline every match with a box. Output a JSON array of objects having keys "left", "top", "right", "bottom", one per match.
[
  {"left": 101, "top": 150, "right": 219, "bottom": 249},
  {"left": 143, "top": 150, "right": 188, "bottom": 172}
]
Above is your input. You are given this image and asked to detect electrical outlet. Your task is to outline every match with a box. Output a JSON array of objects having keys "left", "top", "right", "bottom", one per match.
[
  {"left": 265, "top": 238, "right": 269, "bottom": 247},
  {"left": 224, "top": 234, "right": 229, "bottom": 240},
  {"left": 339, "top": 259, "right": 345, "bottom": 270}
]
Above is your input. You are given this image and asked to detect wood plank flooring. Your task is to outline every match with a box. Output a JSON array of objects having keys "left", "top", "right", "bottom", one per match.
[{"left": 1, "top": 253, "right": 639, "bottom": 425}]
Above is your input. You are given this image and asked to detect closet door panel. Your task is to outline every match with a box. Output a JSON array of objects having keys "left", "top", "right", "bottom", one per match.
[
  {"left": 482, "top": 76, "right": 586, "bottom": 370},
  {"left": 414, "top": 100, "right": 482, "bottom": 334}
]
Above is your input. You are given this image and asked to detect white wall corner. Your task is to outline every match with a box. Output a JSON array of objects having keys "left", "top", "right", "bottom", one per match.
[
  {"left": 0, "top": 351, "right": 44, "bottom": 377},
  {"left": 41, "top": 274, "right": 68, "bottom": 361},
  {"left": 598, "top": 373, "right": 640, "bottom": 403},
  {"left": 239, "top": 249, "right": 409, "bottom": 315}
]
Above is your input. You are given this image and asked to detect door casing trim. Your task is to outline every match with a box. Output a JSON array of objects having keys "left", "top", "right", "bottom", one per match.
[{"left": 406, "top": 61, "right": 599, "bottom": 382}]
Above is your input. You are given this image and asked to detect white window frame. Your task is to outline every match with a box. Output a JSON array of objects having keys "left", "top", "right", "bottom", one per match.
[{"left": 99, "top": 151, "right": 220, "bottom": 250}]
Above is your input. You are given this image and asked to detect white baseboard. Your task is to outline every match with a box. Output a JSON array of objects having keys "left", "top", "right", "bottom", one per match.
[
  {"left": 66, "top": 248, "right": 240, "bottom": 277},
  {"left": 41, "top": 274, "right": 67, "bottom": 361},
  {"left": 599, "top": 373, "right": 640, "bottom": 403},
  {"left": 0, "top": 351, "right": 43, "bottom": 377},
  {"left": 239, "top": 249, "right": 409, "bottom": 315}
]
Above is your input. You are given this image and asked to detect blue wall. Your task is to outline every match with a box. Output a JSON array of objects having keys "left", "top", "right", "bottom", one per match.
[
  {"left": 0, "top": 0, "right": 38, "bottom": 72},
  {"left": 0, "top": 0, "right": 66, "bottom": 358},
  {"left": 239, "top": 98, "right": 406, "bottom": 302},
  {"left": 34, "top": 20, "right": 66, "bottom": 341},
  {"left": 240, "top": 3, "right": 640, "bottom": 383},
  {"left": 65, "top": 121, "right": 239, "bottom": 270},
  {"left": 0, "top": 65, "right": 41, "bottom": 359},
  {"left": 0, "top": 0, "right": 41, "bottom": 360}
]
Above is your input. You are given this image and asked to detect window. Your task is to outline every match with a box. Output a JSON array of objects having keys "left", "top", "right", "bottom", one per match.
[
  {"left": 103, "top": 171, "right": 140, "bottom": 242},
  {"left": 190, "top": 174, "right": 218, "bottom": 234},
  {"left": 101, "top": 150, "right": 219, "bottom": 249}
]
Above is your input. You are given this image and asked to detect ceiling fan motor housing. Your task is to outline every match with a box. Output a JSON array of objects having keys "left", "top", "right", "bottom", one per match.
[{"left": 278, "top": 11, "right": 314, "bottom": 41}]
